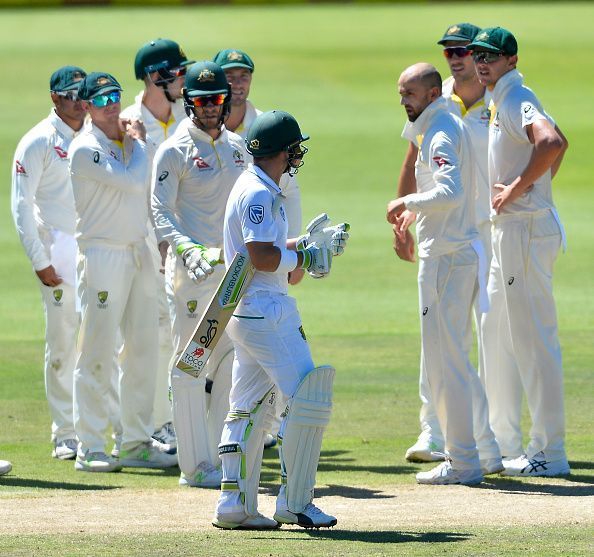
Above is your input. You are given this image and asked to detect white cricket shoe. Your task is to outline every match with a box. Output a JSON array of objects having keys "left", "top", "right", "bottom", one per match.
[
  {"left": 274, "top": 485, "right": 337, "bottom": 529},
  {"left": 416, "top": 460, "right": 483, "bottom": 485},
  {"left": 405, "top": 433, "right": 445, "bottom": 463},
  {"left": 0, "top": 459, "right": 12, "bottom": 476},
  {"left": 119, "top": 439, "right": 178, "bottom": 469},
  {"left": 480, "top": 457, "right": 505, "bottom": 475},
  {"left": 212, "top": 510, "right": 279, "bottom": 530},
  {"left": 52, "top": 438, "right": 78, "bottom": 460},
  {"left": 179, "top": 461, "right": 222, "bottom": 488},
  {"left": 263, "top": 433, "right": 277, "bottom": 449},
  {"left": 75, "top": 451, "right": 122, "bottom": 473},
  {"left": 501, "top": 452, "right": 570, "bottom": 477},
  {"left": 152, "top": 422, "right": 177, "bottom": 454}
]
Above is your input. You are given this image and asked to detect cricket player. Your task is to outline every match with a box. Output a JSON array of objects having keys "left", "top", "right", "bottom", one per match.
[
  {"left": 121, "top": 38, "right": 194, "bottom": 451},
  {"left": 11, "top": 66, "right": 87, "bottom": 461},
  {"left": 69, "top": 72, "right": 177, "bottom": 472},
  {"left": 387, "top": 63, "right": 491, "bottom": 485},
  {"left": 152, "top": 61, "right": 248, "bottom": 487},
  {"left": 467, "top": 28, "right": 570, "bottom": 476},
  {"left": 214, "top": 110, "right": 348, "bottom": 529},
  {"left": 399, "top": 24, "right": 502, "bottom": 476}
]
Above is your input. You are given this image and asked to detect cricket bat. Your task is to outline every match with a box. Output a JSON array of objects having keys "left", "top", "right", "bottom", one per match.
[{"left": 175, "top": 252, "right": 255, "bottom": 378}]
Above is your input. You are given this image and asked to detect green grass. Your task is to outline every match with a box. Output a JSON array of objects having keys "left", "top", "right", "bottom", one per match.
[{"left": 1, "top": 2, "right": 593, "bottom": 555}]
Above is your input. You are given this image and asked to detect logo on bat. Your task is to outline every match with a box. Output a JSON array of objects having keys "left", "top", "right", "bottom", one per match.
[
  {"left": 192, "top": 347, "right": 205, "bottom": 358},
  {"left": 200, "top": 319, "right": 219, "bottom": 348}
]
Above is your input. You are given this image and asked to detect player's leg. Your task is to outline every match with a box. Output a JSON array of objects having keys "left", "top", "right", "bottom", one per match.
[
  {"left": 416, "top": 249, "right": 483, "bottom": 485},
  {"left": 39, "top": 281, "right": 79, "bottom": 460},
  {"left": 74, "top": 247, "right": 127, "bottom": 472},
  {"left": 481, "top": 223, "right": 524, "bottom": 459},
  {"left": 498, "top": 213, "right": 568, "bottom": 476},
  {"left": 118, "top": 243, "right": 176, "bottom": 469}
]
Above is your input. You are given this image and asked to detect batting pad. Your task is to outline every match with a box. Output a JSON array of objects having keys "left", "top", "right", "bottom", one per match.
[
  {"left": 218, "top": 388, "right": 276, "bottom": 515},
  {"left": 278, "top": 366, "right": 335, "bottom": 513},
  {"left": 171, "top": 370, "right": 213, "bottom": 476}
]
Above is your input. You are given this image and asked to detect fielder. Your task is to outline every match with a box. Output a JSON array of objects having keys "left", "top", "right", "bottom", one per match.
[
  {"left": 387, "top": 64, "right": 492, "bottom": 485},
  {"left": 69, "top": 72, "right": 177, "bottom": 472},
  {"left": 121, "top": 38, "right": 194, "bottom": 451},
  {"left": 152, "top": 61, "right": 248, "bottom": 487},
  {"left": 213, "top": 110, "right": 348, "bottom": 529},
  {"left": 11, "top": 66, "right": 87, "bottom": 461},
  {"left": 398, "top": 23, "right": 502, "bottom": 475},
  {"left": 213, "top": 48, "right": 305, "bottom": 448},
  {"left": 468, "top": 28, "right": 570, "bottom": 476}
]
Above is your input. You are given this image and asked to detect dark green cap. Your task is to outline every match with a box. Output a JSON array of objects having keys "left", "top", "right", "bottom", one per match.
[
  {"left": 437, "top": 22, "right": 481, "bottom": 45},
  {"left": 212, "top": 49, "right": 255, "bottom": 72},
  {"left": 78, "top": 72, "right": 122, "bottom": 101},
  {"left": 184, "top": 61, "right": 229, "bottom": 97},
  {"left": 467, "top": 27, "right": 518, "bottom": 55},
  {"left": 134, "top": 38, "right": 193, "bottom": 80},
  {"left": 246, "top": 110, "right": 309, "bottom": 157},
  {"left": 50, "top": 66, "right": 86, "bottom": 92}
]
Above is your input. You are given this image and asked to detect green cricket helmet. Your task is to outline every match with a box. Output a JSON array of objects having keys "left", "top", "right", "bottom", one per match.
[
  {"left": 134, "top": 38, "right": 193, "bottom": 81},
  {"left": 246, "top": 110, "right": 309, "bottom": 174}
]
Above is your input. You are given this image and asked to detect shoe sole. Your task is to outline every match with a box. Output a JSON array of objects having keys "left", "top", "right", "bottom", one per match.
[
  {"left": 52, "top": 451, "right": 77, "bottom": 461},
  {"left": 416, "top": 475, "right": 483, "bottom": 486},
  {"left": 500, "top": 468, "right": 570, "bottom": 477},
  {"left": 273, "top": 514, "right": 337, "bottom": 529},
  {"left": 119, "top": 460, "right": 178, "bottom": 469},
  {"left": 179, "top": 480, "right": 221, "bottom": 489},
  {"left": 405, "top": 451, "right": 446, "bottom": 463},
  {"left": 212, "top": 520, "right": 280, "bottom": 530},
  {"left": 74, "top": 463, "right": 122, "bottom": 473}
]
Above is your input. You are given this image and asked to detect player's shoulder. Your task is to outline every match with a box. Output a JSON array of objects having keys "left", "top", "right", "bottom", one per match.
[
  {"left": 225, "top": 129, "right": 247, "bottom": 151},
  {"left": 69, "top": 128, "right": 100, "bottom": 158},
  {"left": 16, "top": 116, "right": 56, "bottom": 151},
  {"left": 120, "top": 103, "right": 141, "bottom": 120},
  {"left": 156, "top": 124, "right": 192, "bottom": 157}
]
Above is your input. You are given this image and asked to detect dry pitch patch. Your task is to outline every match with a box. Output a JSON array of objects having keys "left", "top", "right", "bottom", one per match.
[{"left": 0, "top": 478, "right": 592, "bottom": 534}]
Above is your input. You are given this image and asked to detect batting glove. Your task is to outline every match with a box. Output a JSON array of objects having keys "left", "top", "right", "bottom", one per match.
[
  {"left": 298, "top": 244, "right": 332, "bottom": 279},
  {"left": 177, "top": 242, "right": 223, "bottom": 283},
  {"left": 296, "top": 213, "right": 350, "bottom": 257}
]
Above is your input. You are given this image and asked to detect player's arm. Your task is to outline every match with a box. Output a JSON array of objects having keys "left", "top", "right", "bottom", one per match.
[
  {"left": 392, "top": 141, "right": 418, "bottom": 262},
  {"left": 11, "top": 136, "right": 61, "bottom": 286},
  {"left": 493, "top": 118, "right": 567, "bottom": 213},
  {"left": 397, "top": 141, "right": 418, "bottom": 197},
  {"left": 246, "top": 240, "right": 328, "bottom": 277},
  {"left": 549, "top": 125, "right": 568, "bottom": 178}
]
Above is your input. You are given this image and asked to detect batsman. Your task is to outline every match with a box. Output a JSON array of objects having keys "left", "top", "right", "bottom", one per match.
[{"left": 213, "top": 110, "right": 349, "bottom": 529}]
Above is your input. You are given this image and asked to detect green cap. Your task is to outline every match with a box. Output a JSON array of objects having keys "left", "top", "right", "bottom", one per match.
[
  {"left": 212, "top": 49, "right": 255, "bottom": 72},
  {"left": 184, "top": 61, "right": 230, "bottom": 97},
  {"left": 467, "top": 27, "right": 518, "bottom": 55},
  {"left": 437, "top": 23, "right": 481, "bottom": 45},
  {"left": 77, "top": 72, "right": 122, "bottom": 101},
  {"left": 134, "top": 38, "right": 193, "bottom": 80},
  {"left": 50, "top": 66, "right": 86, "bottom": 92},
  {"left": 246, "top": 110, "right": 309, "bottom": 157}
]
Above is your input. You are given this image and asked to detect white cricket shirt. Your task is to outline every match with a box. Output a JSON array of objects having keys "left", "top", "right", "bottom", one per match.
[
  {"left": 69, "top": 123, "right": 150, "bottom": 245},
  {"left": 488, "top": 69, "right": 556, "bottom": 215},
  {"left": 151, "top": 123, "right": 247, "bottom": 253},
  {"left": 11, "top": 110, "right": 79, "bottom": 270},
  {"left": 401, "top": 97, "right": 478, "bottom": 258},
  {"left": 224, "top": 164, "right": 290, "bottom": 296}
]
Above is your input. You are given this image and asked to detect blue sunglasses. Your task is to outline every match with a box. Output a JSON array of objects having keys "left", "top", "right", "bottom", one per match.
[{"left": 90, "top": 90, "right": 121, "bottom": 107}]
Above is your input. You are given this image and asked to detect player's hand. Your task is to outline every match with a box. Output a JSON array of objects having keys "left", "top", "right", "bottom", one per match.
[
  {"left": 492, "top": 181, "right": 534, "bottom": 214},
  {"left": 121, "top": 118, "right": 146, "bottom": 142},
  {"left": 296, "top": 213, "right": 351, "bottom": 257},
  {"left": 300, "top": 244, "right": 332, "bottom": 279},
  {"left": 180, "top": 244, "right": 223, "bottom": 283},
  {"left": 36, "top": 265, "right": 63, "bottom": 287},
  {"left": 288, "top": 267, "right": 305, "bottom": 285},
  {"left": 395, "top": 210, "right": 416, "bottom": 241},
  {"left": 158, "top": 241, "right": 169, "bottom": 275},
  {"left": 386, "top": 198, "right": 406, "bottom": 224},
  {"left": 392, "top": 225, "right": 416, "bottom": 263}
]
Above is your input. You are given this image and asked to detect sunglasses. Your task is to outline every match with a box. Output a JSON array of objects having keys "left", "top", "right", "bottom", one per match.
[
  {"left": 55, "top": 91, "right": 79, "bottom": 102},
  {"left": 443, "top": 47, "right": 471, "bottom": 59},
  {"left": 472, "top": 51, "right": 505, "bottom": 64},
  {"left": 90, "top": 90, "right": 121, "bottom": 107},
  {"left": 189, "top": 94, "right": 227, "bottom": 107},
  {"left": 168, "top": 66, "right": 187, "bottom": 79}
]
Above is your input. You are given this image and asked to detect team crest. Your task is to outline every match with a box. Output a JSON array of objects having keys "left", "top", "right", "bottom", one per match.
[
  {"left": 53, "top": 289, "right": 63, "bottom": 302},
  {"left": 228, "top": 51, "right": 243, "bottom": 62},
  {"left": 54, "top": 146, "right": 68, "bottom": 159},
  {"left": 476, "top": 31, "right": 489, "bottom": 41},
  {"left": 72, "top": 71, "right": 84, "bottom": 82},
  {"left": 98, "top": 291, "right": 108, "bottom": 304},
  {"left": 448, "top": 25, "right": 461, "bottom": 35},
  {"left": 233, "top": 149, "right": 245, "bottom": 166},
  {"left": 187, "top": 300, "right": 197, "bottom": 314},
  {"left": 97, "top": 77, "right": 110, "bottom": 86},
  {"left": 249, "top": 205, "right": 264, "bottom": 224},
  {"left": 249, "top": 139, "right": 260, "bottom": 150},
  {"left": 198, "top": 69, "right": 215, "bottom": 82}
]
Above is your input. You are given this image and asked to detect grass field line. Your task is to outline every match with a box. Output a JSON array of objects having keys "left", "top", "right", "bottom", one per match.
[{"left": 0, "top": 480, "right": 592, "bottom": 534}]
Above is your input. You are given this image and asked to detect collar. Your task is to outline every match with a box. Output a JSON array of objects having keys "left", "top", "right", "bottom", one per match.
[
  {"left": 48, "top": 109, "right": 79, "bottom": 138},
  {"left": 491, "top": 69, "right": 523, "bottom": 105},
  {"left": 248, "top": 163, "right": 282, "bottom": 195},
  {"left": 187, "top": 122, "right": 228, "bottom": 144},
  {"left": 442, "top": 76, "right": 486, "bottom": 117},
  {"left": 401, "top": 96, "right": 448, "bottom": 144},
  {"left": 88, "top": 122, "right": 120, "bottom": 145}
]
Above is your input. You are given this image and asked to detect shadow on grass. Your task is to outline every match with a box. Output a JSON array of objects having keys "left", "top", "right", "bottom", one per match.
[
  {"left": 258, "top": 483, "right": 395, "bottom": 500},
  {"left": 254, "top": 530, "right": 472, "bottom": 544},
  {"left": 568, "top": 460, "right": 594, "bottom": 471},
  {"left": 479, "top": 476, "right": 594, "bottom": 496},
  {"left": 0, "top": 477, "right": 120, "bottom": 490}
]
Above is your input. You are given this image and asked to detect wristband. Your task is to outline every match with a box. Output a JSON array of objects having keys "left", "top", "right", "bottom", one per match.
[{"left": 277, "top": 249, "right": 299, "bottom": 274}]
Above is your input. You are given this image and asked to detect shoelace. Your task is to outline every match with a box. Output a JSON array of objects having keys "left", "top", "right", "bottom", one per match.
[{"left": 303, "top": 503, "right": 323, "bottom": 515}]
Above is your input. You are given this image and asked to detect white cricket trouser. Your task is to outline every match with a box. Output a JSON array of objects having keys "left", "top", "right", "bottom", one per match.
[
  {"left": 166, "top": 253, "right": 233, "bottom": 470},
  {"left": 417, "top": 223, "right": 499, "bottom": 459},
  {"left": 216, "top": 291, "right": 313, "bottom": 516},
  {"left": 74, "top": 241, "right": 158, "bottom": 454},
  {"left": 481, "top": 209, "right": 566, "bottom": 461},
  {"left": 418, "top": 244, "right": 484, "bottom": 470},
  {"left": 39, "top": 282, "right": 78, "bottom": 442}
]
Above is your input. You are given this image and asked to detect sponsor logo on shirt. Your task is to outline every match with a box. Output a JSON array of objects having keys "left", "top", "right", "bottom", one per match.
[
  {"left": 279, "top": 206, "right": 286, "bottom": 222},
  {"left": 15, "top": 160, "right": 27, "bottom": 175},
  {"left": 158, "top": 171, "right": 169, "bottom": 181},
  {"left": 432, "top": 156, "right": 451, "bottom": 168},
  {"left": 249, "top": 204, "right": 264, "bottom": 224},
  {"left": 93, "top": 151, "right": 100, "bottom": 164},
  {"left": 97, "top": 291, "right": 109, "bottom": 308},
  {"left": 110, "top": 150, "right": 120, "bottom": 161},
  {"left": 53, "top": 289, "right": 63, "bottom": 306},
  {"left": 192, "top": 156, "right": 212, "bottom": 171},
  {"left": 54, "top": 146, "right": 68, "bottom": 159}
]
